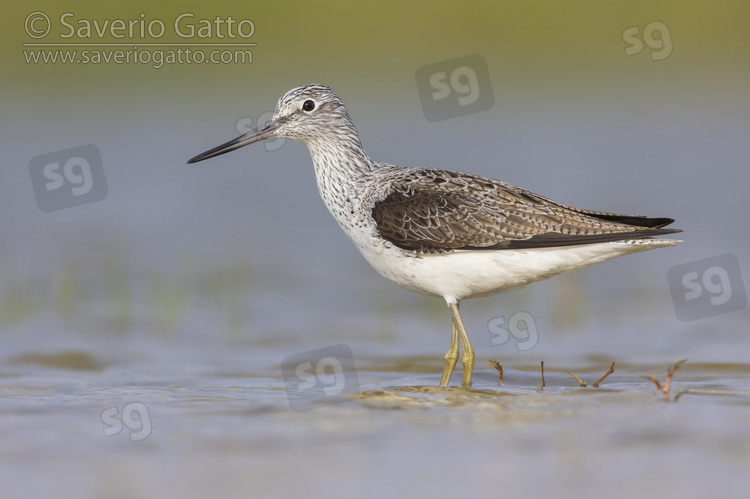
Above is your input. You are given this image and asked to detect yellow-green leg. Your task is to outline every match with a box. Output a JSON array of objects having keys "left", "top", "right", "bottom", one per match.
[
  {"left": 439, "top": 302, "right": 475, "bottom": 387},
  {"left": 439, "top": 315, "right": 459, "bottom": 386},
  {"left": 449, "top": 302, "right": 474, "bottom": 387}
]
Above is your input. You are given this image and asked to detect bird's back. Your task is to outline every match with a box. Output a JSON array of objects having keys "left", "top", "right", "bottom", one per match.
[{"left": 365, "top": 164, "right": 680, "bottom": 255}]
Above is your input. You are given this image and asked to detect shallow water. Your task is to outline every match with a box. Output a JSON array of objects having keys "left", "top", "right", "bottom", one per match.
[
  {"left": 1, "top": 273, "right": 749, "bottom": 499},
  {"left": 3, "top": 133, "right": 749, "bottom": 497}
]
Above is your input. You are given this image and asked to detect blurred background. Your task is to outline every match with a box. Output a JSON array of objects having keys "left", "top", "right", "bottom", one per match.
[{"left": 1, "top": 1, "right": 749, "bottom": 498}]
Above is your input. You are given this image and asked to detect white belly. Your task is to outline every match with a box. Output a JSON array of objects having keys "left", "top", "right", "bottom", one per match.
[{"left": 356, "top": 237, "right": 680, "bottom": 303}]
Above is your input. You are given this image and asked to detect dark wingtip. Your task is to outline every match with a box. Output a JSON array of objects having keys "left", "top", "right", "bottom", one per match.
[
  {"left": 588, "top": 214, "right": 678, "bottom": 229},
  {"left": 648, "top": 217, "right": 676, "bottom": 228}
]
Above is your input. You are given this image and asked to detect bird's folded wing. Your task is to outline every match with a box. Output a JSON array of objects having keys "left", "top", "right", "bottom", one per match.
[{"left": 371, "top": 171, "right": 680, "bottom": 253}]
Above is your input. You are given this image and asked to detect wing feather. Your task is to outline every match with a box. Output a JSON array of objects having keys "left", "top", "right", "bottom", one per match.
[{"left": 371, "top": 170, "right": 680, "bottom": 253}]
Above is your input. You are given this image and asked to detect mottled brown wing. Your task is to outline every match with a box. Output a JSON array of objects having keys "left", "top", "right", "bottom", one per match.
[{"left": 371, "top": 176, "right": 680, "bottom": 253}]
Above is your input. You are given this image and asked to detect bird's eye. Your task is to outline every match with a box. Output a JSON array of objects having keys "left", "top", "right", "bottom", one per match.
[{"left": 302, "top": 100, "right": 315, "bottom": 112}]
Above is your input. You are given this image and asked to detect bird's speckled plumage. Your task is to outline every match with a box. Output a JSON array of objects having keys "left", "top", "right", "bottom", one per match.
[
  {"left": 371, "top": 168, "right": 678, "bottom": 253},
  {"left": 188, "top": 84, "right": 682, "bottom": 387}
]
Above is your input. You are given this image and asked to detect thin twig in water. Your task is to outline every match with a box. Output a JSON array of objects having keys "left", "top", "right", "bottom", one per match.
[
  {"left": 487, "top": 359, "right": 504, "bottom": 386},
  {"left": 649, "top": 375, "right": 663, "bottom": 391},
  {"left": 650, "top": 359, "right": 688, "bottom": 402},
  {"left": 567, "top": 371, "right": 587, "bottom": 387},
  {"left": 592, "top": 362, "right": 616, "bottom": 388},
  {"left": 541, "top": 361, "right": 546, "bottom": 388},
  {"left": 568, "top": 361, "right": 616, "bottom": 388}
]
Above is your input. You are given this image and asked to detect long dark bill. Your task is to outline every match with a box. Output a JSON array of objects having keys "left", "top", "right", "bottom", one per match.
[{"left": 187, "top": 123, "right": 278, "bottom": 164}]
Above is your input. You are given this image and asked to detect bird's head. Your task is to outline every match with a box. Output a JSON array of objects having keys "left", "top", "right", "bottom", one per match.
[{"left": 187, "top": 84, "right": 354, "bottom": 164}]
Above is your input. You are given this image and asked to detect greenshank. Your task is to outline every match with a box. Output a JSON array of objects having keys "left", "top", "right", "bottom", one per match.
[{"left": 188, "top": 84, "right": 681, "bottom": 387}]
